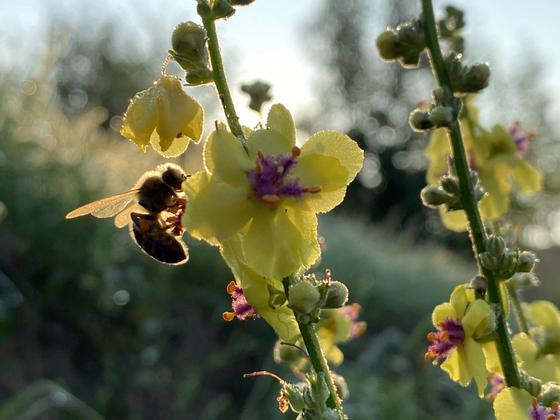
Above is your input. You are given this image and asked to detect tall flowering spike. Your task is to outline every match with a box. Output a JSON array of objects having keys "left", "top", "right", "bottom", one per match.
[
  {"left": 425, "top": 99, "right": 542, "bottom": 231},
  {"left": 120, "top": 75, "right": 204, "bottom": 158},
  {"left": 494, "top": 387, "right": 560, "bottom": 420},
  {"left": 425, "top": 284, "right": 495, "bottom": 397},
  {"left": 222, "top": 280, "right": 259, "bottom": 321},
  {"left": 182, "top": 103, "right": 363, "bottom": 279}
]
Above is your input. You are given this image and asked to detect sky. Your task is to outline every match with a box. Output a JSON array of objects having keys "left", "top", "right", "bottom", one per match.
[{"left": 1, "top": 0, "right": 560, "bottom": 127}]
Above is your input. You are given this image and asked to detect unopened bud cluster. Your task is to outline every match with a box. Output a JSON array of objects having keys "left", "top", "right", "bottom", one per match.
[
  {"left": 479, "top": 235, "right": 539, "bottom": 282},
  {"left": 375, "top": 19, "right": 425, "bottom": 67},
  {"left": 241, "top": 80, "right": 272, "bottom": 112},
  {"left": 287, "top": 276, "right": 349, "bottom": 322},
  {"left": 437, "top": 6, "right": 465, "bottom": 53},
  {"left": 410, "top": 105, "right": 455, "bottom": 131},
  {"left": 445, "top": 52, "right": 490, "bottom": 94},
  {"left": 170, "top": 21, "right": 213, "bottom": 85},
  {"left": 421, "top": 169, "right": 484, "bottom": 211}
]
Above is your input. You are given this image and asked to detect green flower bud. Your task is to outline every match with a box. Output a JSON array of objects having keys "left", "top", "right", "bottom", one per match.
[
  {"left": 517, "top": 251, "right": 537, "bottom": 273},
  {"left": 430, "top": 106, "right": 454, "bottom": 127},
  {"left": 420, "top": 185, "right": 452, "bottom": 207},
  {"left": 289, "top": 282, "right": 320, "bottom": 315},
  {"left": 283, "top": 383, "right": 306, "bottom": 413},
  {"left": 241, "top": 80, "right": 272, "bottom": 112},
  {"left": 460, "top": 63, "right": 491, "bottom": 93},
  {"left": 171, "top": 22, "right": 208, "bottom": 63},
  {"left": 538, "top": 382, "right": 560, "bottom": 407},
  {"left": 375, "top": 30, "right": 400, "bottom": 61},
  {"left": 323, "top": 281, "right": 349, "bottom": 309},
  {"left": 440, "top": 176, "right": 460, "bottom": 195},
  {"left": 487, "top": 235, "right": 505, "bottom": 257},
  {"left": 518, "top": 370, "right": 542, "bottom": 397},
  {"left": 409, "top": 109, "right": 434, "bottom": 131},
  {"left": 479, "top": 251, "right": 498, "bottom": 271},
  {"left": 184, "top": 66, "right": 213, "bottom": 86},
  {"left": 399, "top": 52, "right": 421, "bottom": 68},
  {"left": 499, "top": 248, "right": 517, "bottom": 277},
  {"left": 196, "top": 0, "right": 212, "bottom": 18},
  {"left": 310, "top": 373, "right": 330, "bottom": 405},
  {"left": 212, "top": 0, "right": 236, "bottom": 19}
]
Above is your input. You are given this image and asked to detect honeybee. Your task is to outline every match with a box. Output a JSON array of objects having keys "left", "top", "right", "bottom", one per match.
[{"left": 66, "top": 163, "right": 189, "bottom": 265}]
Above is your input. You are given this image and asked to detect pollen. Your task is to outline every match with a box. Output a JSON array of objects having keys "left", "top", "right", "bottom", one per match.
[
  {"left": 262, "top": 194, "right": 280, "bottom": 203},
  {"left": 304, "top": 186, "right": 322, "bottom": 194},
  {"left": 222, "top": 311, "right": 235, "bottom": 321}
]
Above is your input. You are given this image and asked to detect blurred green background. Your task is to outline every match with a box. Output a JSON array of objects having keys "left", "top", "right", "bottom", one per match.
[{"left": 1, "top": 1, "right": 559, "bottom": 419}]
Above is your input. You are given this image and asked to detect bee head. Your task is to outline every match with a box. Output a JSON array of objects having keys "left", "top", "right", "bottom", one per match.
[{"left": 160, "top": 163, "right": 187, "bottom": 190}]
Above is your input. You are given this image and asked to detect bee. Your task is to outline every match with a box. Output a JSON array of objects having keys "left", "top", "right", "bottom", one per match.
[{"left": 66, "top": 163, "right": 189, "bottom": 265}]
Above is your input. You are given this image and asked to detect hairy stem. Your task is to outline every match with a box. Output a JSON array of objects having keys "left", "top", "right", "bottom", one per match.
[
  {"left": 283, "top": 277, "right": 345, "bottom": 419},
  {"left": 202, "top": 17, "right": 247, "bottom": 145},
  {"left": 420, "top": 0, "right": 521, "bottom": 387}
]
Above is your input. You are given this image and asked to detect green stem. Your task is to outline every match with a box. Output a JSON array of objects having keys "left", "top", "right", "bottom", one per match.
[
  {"left": 507, "top": 282, "right": 529, "bottom": 334},
  {"left": 283, "top": 277, "right": 345, "bottom": 419},
  {"left": 202, "top": 16, "right": 247, "bottom": 145},
  {"left": 420, "top": 0, "right": 521, "bottom": 388}
]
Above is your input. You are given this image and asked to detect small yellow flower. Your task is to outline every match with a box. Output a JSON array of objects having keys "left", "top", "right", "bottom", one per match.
[
  {"left": 425, "top": 99, "right": 542, "bottom": 231},
  {"left": 120, "top": 75, "right": 203, "bottom": 157},
  {"left": 425, "top": 284, "right": 495, "bottom": 397},
  {"left": 524, "top": 300, "right": 560, "bottom": 354},
  {"left": 493, "top": 387, "right": 560, "bottom": 420},
  {"left": 511, "top": 333, "right": 560, "bottom": 383},
  {"left": 183, "top": 104, "right": 363, "bottom": 279}
]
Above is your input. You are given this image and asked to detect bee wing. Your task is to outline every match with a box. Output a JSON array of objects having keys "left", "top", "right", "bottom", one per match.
[
  {"left": 113, "top": 203, "right": 146, "bottom": 229},
  {"left": 65, "top": 190, "right": 140, "bottom": 220}
]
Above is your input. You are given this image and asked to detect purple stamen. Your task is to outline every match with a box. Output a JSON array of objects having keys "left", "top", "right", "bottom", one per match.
[
  {"left": 223, "top": 281, "right": 259, "bottom": 321},
  {"left": 338, "top": 303, "right": 366, "bottom": 340},
  {"left": 509, "top": 121, "right": 534, "bottom": 158},
  {"left": 425, "top": 319, "right": 465, "bottom": 363},
  {"left": 247, "top": 153, "right": 306, "bottom": 201}
]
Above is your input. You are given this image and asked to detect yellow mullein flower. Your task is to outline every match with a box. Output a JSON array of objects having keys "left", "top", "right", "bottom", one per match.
[
  {"left": 512, "top": 333, "right": 560, "bottom": 383},
  {"left": 220, "top": 234, "right": 300, "bottom": 343},
  {"left": 524, "top": 301, "right": 560, "bottom": 354},
  {"left": 120, "top": 75, "right": 203, "bottom": 158},
  {"left": 494, "top": 387, "right": 560, "bottom": 420},
  {"left": 183, "top": 103, "right": 363, "bottom": 279},
  {"left": 425, "top": 284, "right": 495, "bottom": 397},
  {"left": 425, "top": 99, "right": 542, "bottom": 231}
]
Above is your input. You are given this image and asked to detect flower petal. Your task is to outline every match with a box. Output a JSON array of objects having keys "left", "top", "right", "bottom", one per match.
[
  {"left": 461, "top": 299, "right": 493, "bottom": 338},
  {"left": 242, "top": 207, "right": 320, "bottom": 279},
  {"left": 482, "top": 341, "right": 502, "bottom": 375},
  {"left": 204, "top": 123, "right": 253, "bottom": 185},
  {"left": 182, "top": 172, "right": 253, "bottom": 245},
  {"left": 247, "top": 104, "right": 296, "bottom": 158},
  {"left": 513, "top": 160, "right": 542, "bottom": 193},
  {"left": 463, "top": 337, "right": 488, "bottom": 397},
  {"left": 300, "top": 131, "right": 364, "bottom": 186},
  {"left": 120, "top": 87, "right": 158, "bottom": 150},
  {"left": 449, "top": 284, "right": 471, "bottom": 319},
  {"left": 493, "top": 387, "right": 532, "bottom": 420},
  {"left": 432, "top": 303, "right": 457, "bottom": 326},
  {"left": 440, "top": 347, "right": 470, "bottom": 387}
]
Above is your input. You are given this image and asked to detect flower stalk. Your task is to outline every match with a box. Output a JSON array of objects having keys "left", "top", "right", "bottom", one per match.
[
  {"left": 202, "top": 16, "right": 247, "bottom": 145},
  {"left": 283, "top": 276, "right": 345, "bottom": 419},
  {"left": 420, "top": 0, "right": 521, "bottom": 388},
  {"left": 506, "top": 282, "right": 529, "bottom": 334}
]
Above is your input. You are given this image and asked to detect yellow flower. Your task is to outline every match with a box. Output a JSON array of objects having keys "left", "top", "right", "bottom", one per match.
[
  {"left": 425, "top": 100, "right": 542, "bottom": 231},
  {"left": 493, "top": 387, "right": 560, "bottom": 420},
  {"left": 524, "top": 300, "right": 560, "bottom": 354},
  {"left": 120, "top": 75, "right": 203, "bottom": 157},
  {"left": 425, "top": 284, "right": 495, "bottom": 397},
  {"left": 512, "top": 333, "right": 560, "bottom": 383},
  {"left": 220, "top": 234, "right": 300, "bottom": 343},
  {"left": 183, "top": 104, "right": 363, "bottom": 279}
]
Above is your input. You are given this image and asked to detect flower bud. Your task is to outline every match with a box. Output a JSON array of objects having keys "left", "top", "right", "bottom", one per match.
[
  {"left": 375, "top": 30, "right": 400, "bottom": 60},
  {"left": 479, "top": 251, "right": 498, "bottom": 271},
  {"left": 196, "top": 0, "right": 212, "bottom": 18},
  {"left": 440, "top": 176, "right": 460, "bottom": 195},
  {"left": 460, "top": 63, "right": 491, "bottom": 93},
  {"left": 323, "top": 281, "right": 349, "bottom": 309},
  {"left": 499, "top": 249, "right": 517, "bottom": 277},
  {"left": 517, "top": 251, "right": 537, "bottom": 273},
  {"left": 487, "top": 235, "right": 505, "bottom": 257},
  {"left": 288, "top": 282, "right": 320, "bottom": 315},
  {"left": 470, "top": 275, "right": 487, "bottom": 297},
  {"left": 332, "top": 373, "right": 349, "bottom": 401},
  {"left": 273, "top": 340, "right": 301, "bottom": 364},
  {"left": 420, "top": 185, "right": 452, "bottom": 207},
  {"left": 409, "top": 109, "right": 434, "bottom": 131},
  {"left": 184, "top": 66, "right": 213, "bottom": 86},
  {"left": 171, "top": 22, "right": 208, "bottom": 64},
  {"left": 430, "top": 106, "right": 454, "bottom": 127},
  {"left": 241, "top": 80, "right": 272, "bottom": 112},
  {"left": 283, "top": 384, "right": 305, "bottom": 413},
  {"left": 538, "top": 382, "right": 560, "bottom": 407},
  {"left": 212, "top": 0, "right": 236, "bottom": 19}
]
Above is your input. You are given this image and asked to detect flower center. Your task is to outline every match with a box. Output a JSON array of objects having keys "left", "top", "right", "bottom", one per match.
[
  {"left": 424, "top": 318, "right": 465, "bottom": 363},
  {"left": 509, "top": 121, "right": 535, "bottom": 158},
  {"left": 222, "top": 281, "right": 259, "bottom": 321},
  {"left": 529, "top": 398, "right": 559, "bottom": 420},
  {"left": 246, "top": 147, "right": 320, "bottom": 204}
]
